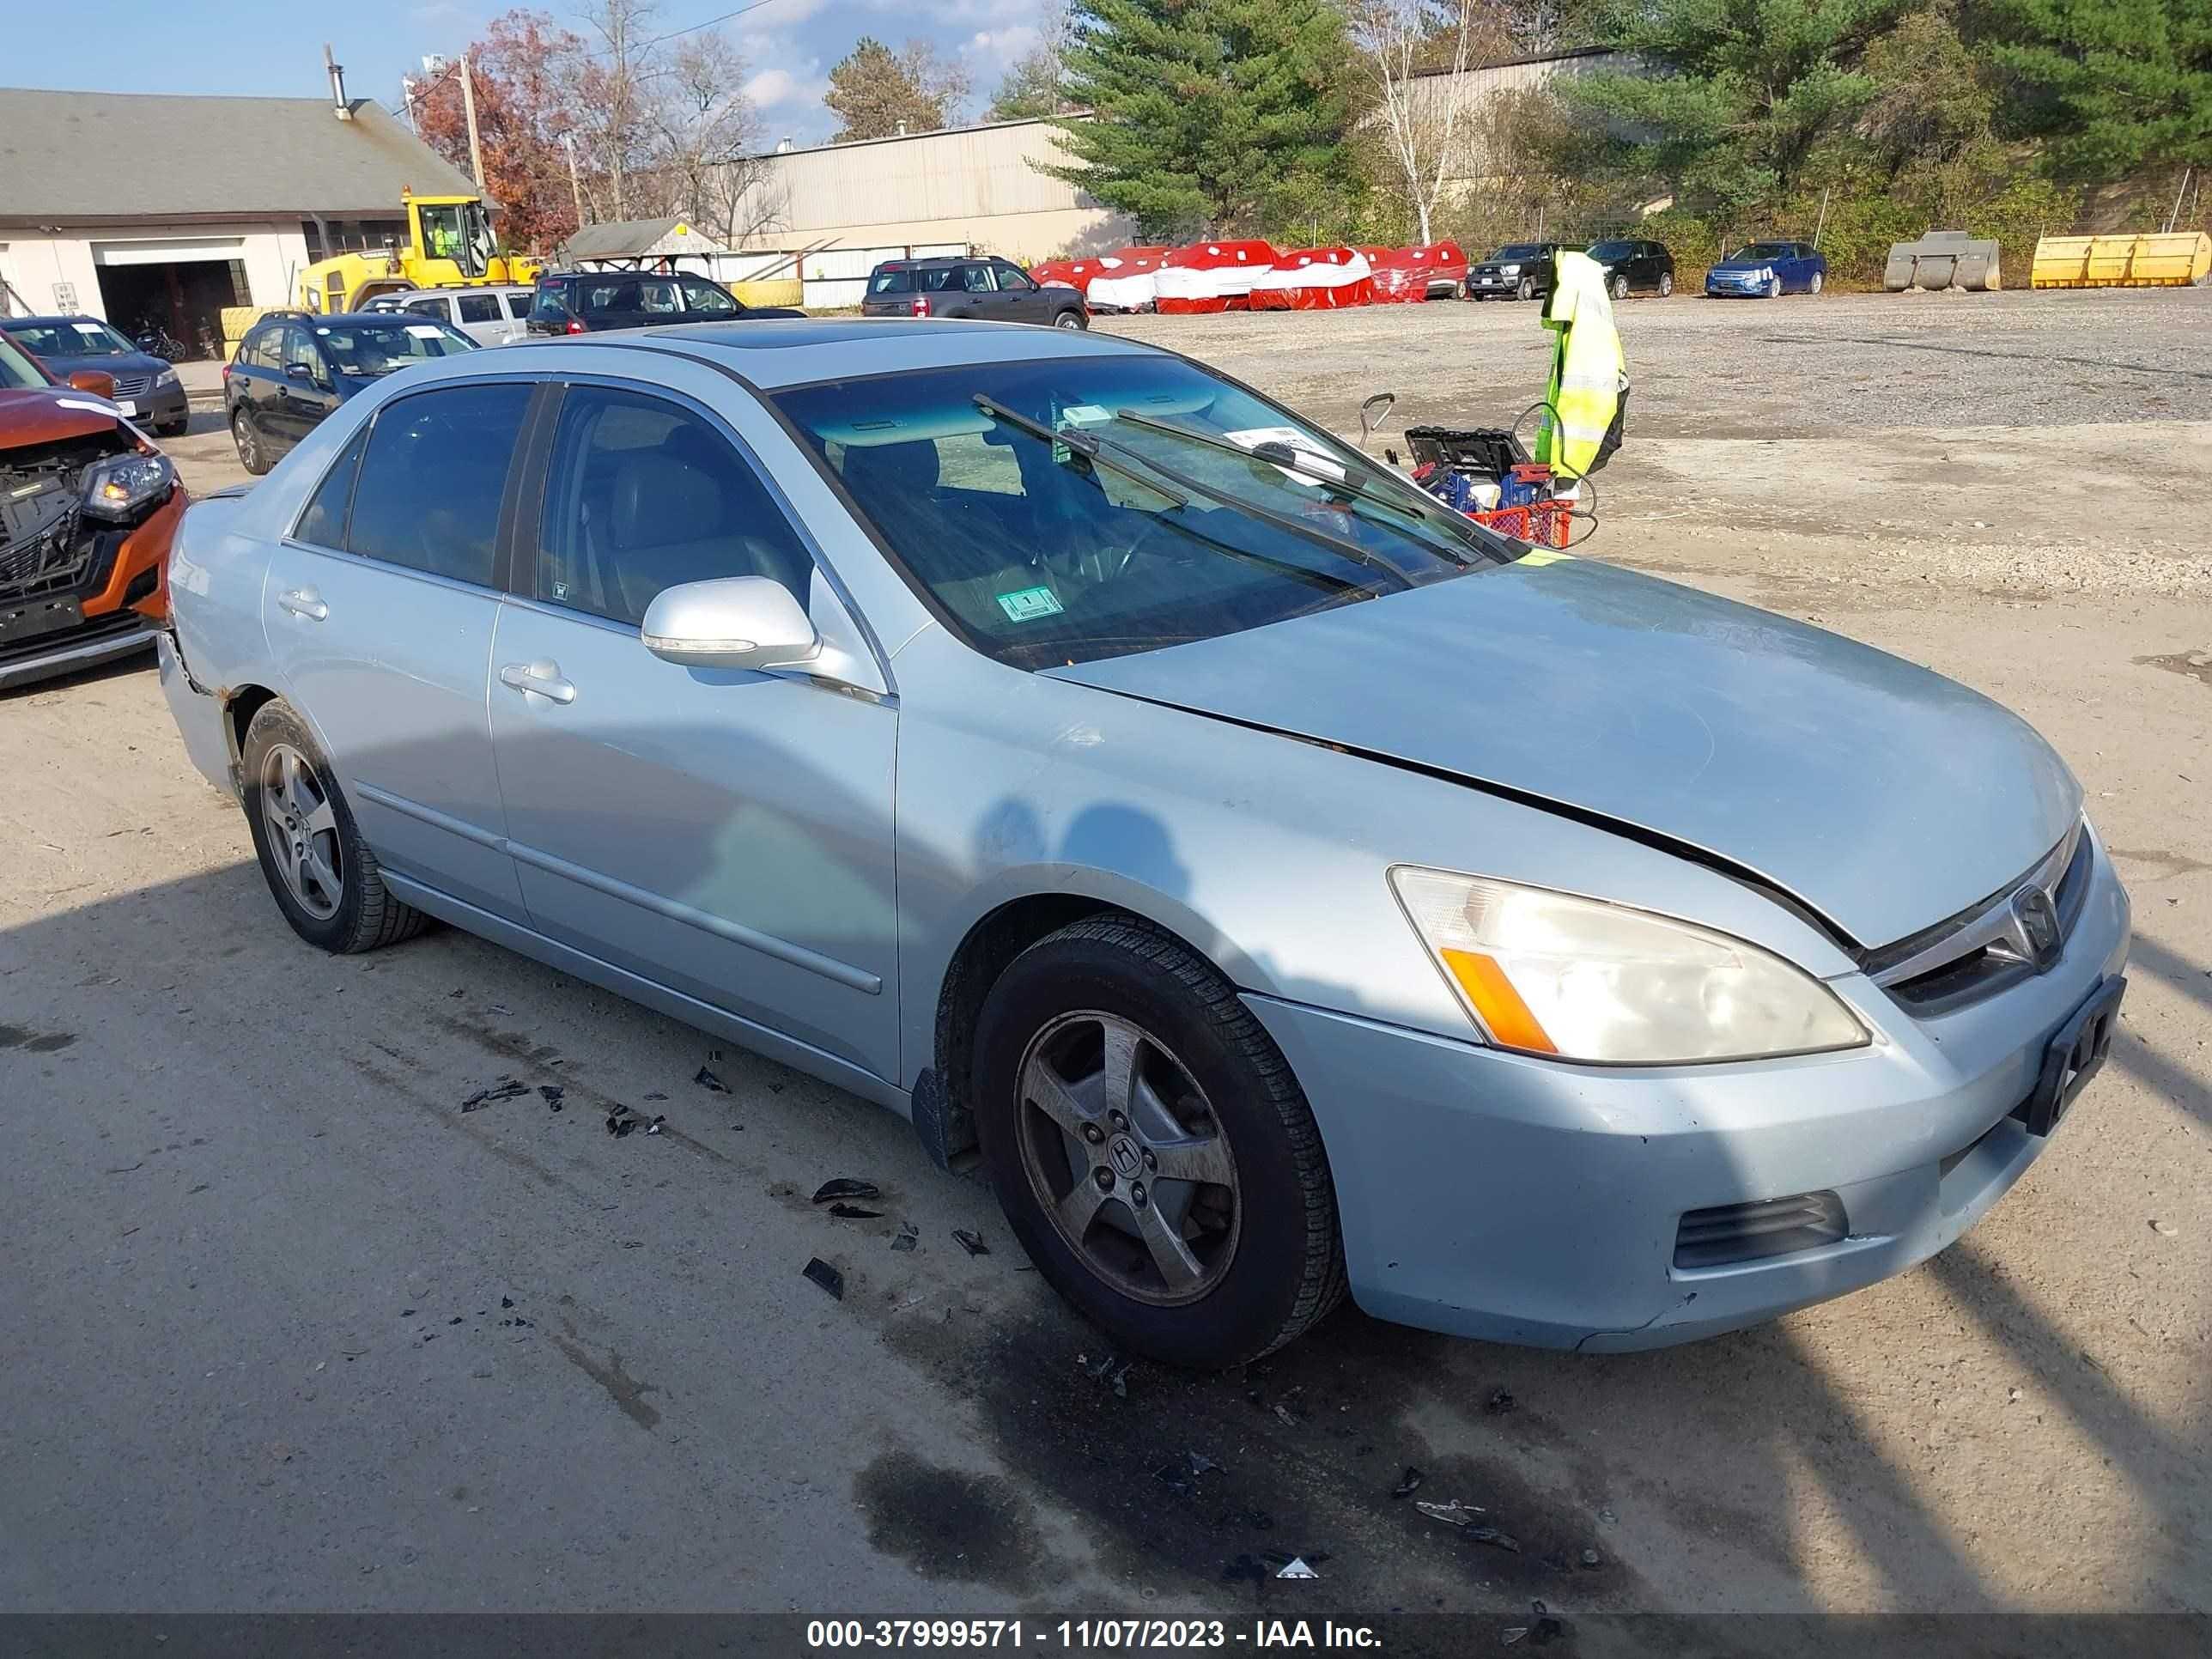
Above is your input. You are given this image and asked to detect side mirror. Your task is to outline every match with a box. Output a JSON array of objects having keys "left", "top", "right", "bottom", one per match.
[
  {"left": 67, "top": 368, "right": 118, "bottom": 398},
  {"left": 641, "top": 575, "right": 819, "bottom": 671},
  {"left": 1358, "top": 392, "right": 1396, "bottom": 449},
  {"left": 285, "top": 361, "right": 319, "bottom": 382}
]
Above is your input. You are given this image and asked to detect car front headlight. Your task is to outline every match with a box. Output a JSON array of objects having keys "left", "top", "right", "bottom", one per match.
[
  {"left": 156, "top": 368, "right": 180, "bottom": 388},
  {"left": 1499, "top": 264, "right": 1522, "bottom": 275},
  {"left": 1389, "top": 867, "right": 1868, "bottom": 1064},
  {"left": 82, "top": 452, "right": 175, "bottom": 520}
]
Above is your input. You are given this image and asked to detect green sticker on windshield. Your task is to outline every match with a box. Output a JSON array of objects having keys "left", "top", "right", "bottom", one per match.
[{"left": 996, "top": 586, "right": 1064, "bottom": 623}]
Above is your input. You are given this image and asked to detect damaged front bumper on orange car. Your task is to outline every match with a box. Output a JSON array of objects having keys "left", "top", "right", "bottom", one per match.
[{"left": 0, "top": 479, "right": 186, "bottom": 691}]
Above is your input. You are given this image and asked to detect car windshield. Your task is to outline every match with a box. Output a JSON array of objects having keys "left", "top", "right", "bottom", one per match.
[
  {"left": 1492, "top": 245, "right": 1541, "bottom": 260},
  {"left": 1729, "top": 243, "right": 1794, "bottom": 261},
  {"left": 773, "top": 356, "right": 1508, "bottom": 669},
  {"left": 313, "top": 319, "right": 478, "bottom": 375},
  {"left": 0, "top": 331, "right": 50, "bottom": 389},
  {"left": 8, "top": 320, "right": 137, "bottom": 357},
  {"left": 1588, "top": 240, "right": 1636, "bottom": 261}
]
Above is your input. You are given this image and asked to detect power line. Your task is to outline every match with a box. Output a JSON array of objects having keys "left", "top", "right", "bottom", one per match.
[{"left": 644, "top": 0, "right": 787, "bottom": 48}]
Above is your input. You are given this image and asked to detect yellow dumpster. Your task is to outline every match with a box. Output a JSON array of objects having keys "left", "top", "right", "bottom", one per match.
[
  {"left": 2031, "top": 232, "right": 2211, "bottom": 289},
  {"left": 729, "top": 278, "right": 804, "bottom": 309}
]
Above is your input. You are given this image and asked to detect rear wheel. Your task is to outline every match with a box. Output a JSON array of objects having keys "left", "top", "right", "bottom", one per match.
[
  {"left": 1809, "top": 270, "right": 1825, "bottom": 295},
  {"left": 240, "top": 700, "right": 427, "bottom": 955},
  {"left": 975, "top": 916, "right": 1345, "bottom": 1369},
  {"left": 231, "top": 410, "right": 270, "bottom": 476},
  {"left": 1659, "top": 271, "right": 1674, "bottom": 297},
  {"left": 1053, "top": 308, "right": 1087, "bottom": 330}
]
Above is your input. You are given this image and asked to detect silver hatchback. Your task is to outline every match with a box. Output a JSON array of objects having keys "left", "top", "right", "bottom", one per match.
[{"left": 158, "top": 321, "right": 2130, "bottom": 1366}]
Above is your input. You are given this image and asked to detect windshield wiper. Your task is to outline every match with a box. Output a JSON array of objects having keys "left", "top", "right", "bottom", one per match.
[
  {"left": 972, "top": 394, "right": 1407, "bottom": 586},
  {"left": 1109, "top": 409, "right": 1481, "bottom": 567}
]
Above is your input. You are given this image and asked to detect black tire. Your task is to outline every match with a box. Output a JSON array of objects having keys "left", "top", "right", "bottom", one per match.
[
  {"left": 231, "top": 409, "right": 270, "bottom": 476},
  {"left": 240, "top": 699, "right": 427, "bottom": 955},
  {"left": 156, "top": 416, "right": 189, "bottom": 438},
  {"left": 1516, "top": 276, "right": 1536, "bottom": 301},
  {"left": 1610, "top": 274, "right": 1629, "bottom": 301},
  {"left": 1765, "top": 275, "right": 1783, "bottom": 300},
  {"left": 973, "top": 915, "right": 1345, "bottom": 1369},
  {"left": 1052, "top": 307, "right": 1088, "bottom": 331},
  {"left": 1659, "top": 271, "right": 1674, "bottom": 297}
]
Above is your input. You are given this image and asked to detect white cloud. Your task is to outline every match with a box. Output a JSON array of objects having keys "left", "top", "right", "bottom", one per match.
[{"left": 963, "top": 25, "right": 1037, "bottom": 71}]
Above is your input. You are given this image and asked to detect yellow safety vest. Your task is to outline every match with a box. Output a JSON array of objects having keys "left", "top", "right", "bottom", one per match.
[{"left": 1538, "top": 250, "right": 1626, "bottom": 479}]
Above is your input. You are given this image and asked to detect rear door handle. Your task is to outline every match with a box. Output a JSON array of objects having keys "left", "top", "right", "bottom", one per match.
[
  {"left": 499, "top": 660, "right": 577, "bottom": 705},
  {"left": 277, "top": 587, "right": 327, "bottom": 621}
]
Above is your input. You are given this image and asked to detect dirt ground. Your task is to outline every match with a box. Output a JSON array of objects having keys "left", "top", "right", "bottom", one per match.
[{"left": 3, "top": 293, "right": 2206, "bottom": 1626}]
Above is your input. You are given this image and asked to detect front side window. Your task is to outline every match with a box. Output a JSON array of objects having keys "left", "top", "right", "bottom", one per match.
[
  {"left": 1587, "top": 240, "right": 1635, "bottom": 263},
  {"left": 1492, "top": 244, "right": 1540, "bottom": 261},
  {"left": 961, "top": 264, "right": 995, "bottom": 294},
  {"left": 1729, "top": 243, "right": 1793, "bottom": 262},
  {"left": 679, "top": 276, "right": 738, "bottom": 316},
  {"left": 277, "top": 325, "right": 323, "bottom": 377},
  {"left": 774, "top": 357, "right": 1505, "bottom": 670},
  {"left": 537, "top": 386, "right": 815, "bottom": 625},
  {"left": 993, "top": 262, "right": 1036, "bottom": 292},
  {"left": 531, "top": 285, "right": 572, "bottom": 324},
  {"left": 347, "top": 382, "right": 532, "bottom": 585},
  {"left": 636, "top": 279, "right": 682, "bottom": 315}
]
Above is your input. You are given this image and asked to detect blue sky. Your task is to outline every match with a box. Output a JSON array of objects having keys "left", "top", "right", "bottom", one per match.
[{"left": 0, "top": 0, "right": 1042, "bottom": 149}]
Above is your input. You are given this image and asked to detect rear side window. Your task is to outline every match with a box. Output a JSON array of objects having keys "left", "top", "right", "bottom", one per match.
[
  {"left": 296, "top": 424, "right": 369, "bottom": 547},
  {"left": 458, "top": 294, "right": 501, "bottom": 324},
  {"left": 346, "top": 383, "right": 532, "bottom": 586}
]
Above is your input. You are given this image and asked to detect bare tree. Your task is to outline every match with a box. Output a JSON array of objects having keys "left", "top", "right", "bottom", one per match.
[
  {"left": 639, "top": 33, "right": 770, "bottom": 240},
  {"left": 987, "top": 3, "right": 1076, "bottom": 122},
  {"left": 1350, "top": 0, "right": 1505, "bottom": 243}
]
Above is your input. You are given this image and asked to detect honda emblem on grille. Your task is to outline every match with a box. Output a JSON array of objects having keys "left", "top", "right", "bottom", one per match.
[{"left": 2011, "top": 884, "right": 2061, "bottom": 970}]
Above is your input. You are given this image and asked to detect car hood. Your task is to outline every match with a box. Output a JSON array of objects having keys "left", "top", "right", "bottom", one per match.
[
  {"left": 1710, "top": 260, "right": 1777, "bottom": 274},
  {"left": 1047, "top": 557, "right": 2081, "bottom": 951},
  {"left": 58, "top": 350, "right": 168, "bottom": 380},
  {"left": 0, "top": 386, "right": 123, "bottom": 447}
]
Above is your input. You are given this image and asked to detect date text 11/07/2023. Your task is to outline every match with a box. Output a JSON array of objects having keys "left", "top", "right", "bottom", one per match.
[{"left": 805, "top": 1620, "right": 1385, "bottom": 1650}]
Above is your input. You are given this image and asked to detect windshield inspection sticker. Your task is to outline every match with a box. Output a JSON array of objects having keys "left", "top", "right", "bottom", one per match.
[
  {"left": 72, "top": 322, "right": 105, "bottom": 335},
  {"left": 996, "top": 586, "right": 1065, "bottom": 623},
  {"left": 1224, "top": 425, "right": 1347, "bottom": 485},
  {"left": 1058, "top": 404, "right": 1112, "bottom": 427},
  {"left": 404, "top": 324, "right": 445, "bottom": 338}
]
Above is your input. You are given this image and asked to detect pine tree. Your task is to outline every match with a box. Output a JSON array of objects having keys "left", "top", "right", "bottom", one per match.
[
  {"left": 824, "top": 37, "right": 971, "bottom": 143},
  {"left": 1985, "top": 0, "right": 2212, "bottom": 178},
  {"left": 1045, "top": 0, "right": 1359, "bottom": 238}
]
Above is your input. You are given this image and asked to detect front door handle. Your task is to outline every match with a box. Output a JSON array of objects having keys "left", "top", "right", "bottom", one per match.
[
  {"left": 277, "top": 587, "right": 327, "bottom": 621},
  {"left": 499, "top": 660, "right": 577, "bottom": 705}
]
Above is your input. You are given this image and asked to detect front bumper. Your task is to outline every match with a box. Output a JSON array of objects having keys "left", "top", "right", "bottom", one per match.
[
  {"left": 0, "top": 483, "right": 184, "bottom": 691},
  {"left": 1246, "top": 830, "right": 2132, "bottom": 1351},
  {"left": 1705, "top": 274, "right": 1767, "bottom": 295}
]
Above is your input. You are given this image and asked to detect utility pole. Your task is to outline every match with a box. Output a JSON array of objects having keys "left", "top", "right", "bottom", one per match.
[
  {"left": 562, "top": 131, "right": 588, "bottom": 233},
  {"left": 460, "top": 54, "right": 488, "bottom": 192}
]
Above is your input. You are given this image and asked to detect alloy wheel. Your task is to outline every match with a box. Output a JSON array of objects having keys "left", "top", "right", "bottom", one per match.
[
  {"left": 260, "top": 742, "right": 343, "bottom": 920},
  {"left": 1014, "top": 1010, "right": 1240, "bottom": 1306},
  {"left": 233, "top": 413, "right": 261, "bottom": 471},
  {"left": 1054, "top": 310, "right": 1084, "bottom": 330}
]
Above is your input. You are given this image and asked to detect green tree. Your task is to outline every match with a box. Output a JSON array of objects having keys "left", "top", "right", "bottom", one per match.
[
  {"left": 1984, "top": 0, "right": 2212, "bottom": 178},
  {"left": 824, "top": 36, "right": 972, "bottom": 143},
  {"left": 1045, "top": 0, "right": 1360, "bottom": 238},
  {"left": 988, "top": 3, "right": 1076, "bottom": 121},
  {"left": 1564, "top": 0, "right": 1913, "bottom": 216}
]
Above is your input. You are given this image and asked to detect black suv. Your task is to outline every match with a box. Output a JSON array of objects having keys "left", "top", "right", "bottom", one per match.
[
  {"left": 859, "top": 257, "right": 1088, "bottom": 328},
  {"left": 526, "top": 270, "right": 804, "bottom": 335},
  {"left": 1586, "top": 237, "right": 1677, "bottom": 300},
  {"left": 1464, "top": 243, "right": 1584, "bottom": 302}
]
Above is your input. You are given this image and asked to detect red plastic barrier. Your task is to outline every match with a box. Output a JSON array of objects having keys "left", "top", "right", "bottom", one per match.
[
  {"left": 1156, "top": 240, "right": 1281, "bottom": 313},
  {"left": 1248, "top": 246, "right": 1376, "bottom": 311}
]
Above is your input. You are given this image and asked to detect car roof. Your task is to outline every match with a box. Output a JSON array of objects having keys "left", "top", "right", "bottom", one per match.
[
  {"left": 3, "top": 314, "right": 120, "bottom": 329},
  {"left": 494, "top": 317, "right": 1156, "bottom": 390},
  {"left": 391, "top": 285, "right": 537, "bottom": 298},
  {"left": 874, "top": 257, "right": 970, "bottom": 269}
]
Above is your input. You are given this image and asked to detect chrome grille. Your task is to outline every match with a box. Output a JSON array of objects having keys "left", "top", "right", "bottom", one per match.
[
  {"left": 110, "top": 374, "right": 152, "bottom": 398},
  {"left": 1871, "top": 821, "right": 2088, "bottom": 1014}
]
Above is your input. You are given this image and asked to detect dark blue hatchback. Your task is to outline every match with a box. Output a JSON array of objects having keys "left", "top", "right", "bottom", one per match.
[{"left": 224, "top": 311, "right": 477, "bottom": 475}]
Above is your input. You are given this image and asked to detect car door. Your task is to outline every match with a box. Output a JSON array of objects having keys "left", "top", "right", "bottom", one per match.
[
  {"left": 453, "top": 290, "right": 511, "bottom": 345},
  {"left": 1784, "top": 243, "right": 1814, "bottom": 291},
  {"left": 487, "top": 378, "right": 900, "bottom": 1079},
  {"left": 956, "top": 262, "right": 1002, "bottom": 319},
  {"left": 581, "top": 277, "right": 650, "bottom": 332},
  {"left": 261, "top": 380, "right": 538, "bottom": 922},
  {"left": 989, "top": 260, "right": 1047, "bottom": 323},
  {"left": 270, "top": 322, "right": 338, "bottom": 454}
]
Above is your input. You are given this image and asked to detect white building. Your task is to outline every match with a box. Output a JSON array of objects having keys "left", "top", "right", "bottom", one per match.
[{"left": 0, "top": 84, "right": 481, "bottom": 347}]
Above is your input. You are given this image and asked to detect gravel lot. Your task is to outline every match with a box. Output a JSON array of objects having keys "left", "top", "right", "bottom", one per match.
[{"left": 5, "top": 294, "right": 2207, "bottom": 1626}]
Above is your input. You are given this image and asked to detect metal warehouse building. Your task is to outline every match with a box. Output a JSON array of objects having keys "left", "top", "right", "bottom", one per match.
[{"left": 0, "top": 85, "right": 480, "bottom": 351}]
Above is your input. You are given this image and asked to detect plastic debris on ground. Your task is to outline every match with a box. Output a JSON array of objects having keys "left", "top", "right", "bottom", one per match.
[
  {"left": 828, "top": 1202, "right": 884, "bottom": 1219},
  {"left": 952, "top": 1228, "right": 989, "bottom": 1256},
  {"left": 538, "top": 1085, "right": 564, "bottom": 1111},
  {"left": 1415, "top": 1498, "right": 1486, "bottom": 1528},
  {"left": 1392, "top": 1467, "right": 1424, "bottom": 1499},
  {"left": 1079, "top": 1350, "right": 1133, "bottom": 1397},
  {"left": 803, "top": 1257, "right": 844, "bottom": 1300},
  {"left": 1486, "top": 1387, "right": 1516, "bottom": 1414},
  {"left": 694, "top": 1066, "right": 730, "bottom": 1093},
  {"left": 812, "top": 1178, "right": 880, "bottom": 1204},
  {"left": 460, "top": 1078, "right": 529, "bottom": 1113},
  {"left": 1580, "top": 1548, "right": 1601, "bottom": 1567},
  {"left": 890, "top": 1224, "right": 919, "bottom": 1252},
  {"left": 605, "top": 1104, "right": 665, "bottom": 1138},
  {"left": 1500, "top": 1601, "right": 1566, "bottom": 1647}
]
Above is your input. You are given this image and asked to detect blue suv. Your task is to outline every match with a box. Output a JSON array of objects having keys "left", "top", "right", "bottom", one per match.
[{"left": 225, "top": 311, "right": 477, "bottom": 475}]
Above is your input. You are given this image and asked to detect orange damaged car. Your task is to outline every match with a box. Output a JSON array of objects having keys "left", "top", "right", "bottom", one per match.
[{"left": 1, "top": 325, "right": 187, "bottom": 690}]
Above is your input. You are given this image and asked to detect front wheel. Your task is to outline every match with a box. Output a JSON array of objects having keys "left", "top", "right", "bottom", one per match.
[
  {"left": 1610, "top": 274, "right": 1629, "bottom": 301},
  {"left": 156, "top": 416, "right": 189, "bottom": 438},
  {"left": 241, "top": 700, "right": 428, "bottom": 954},
  {"left": 1053, "top": 308, "right": 1087, "bottom": 330},
  {"left": 231, "top": 410, "right": 270, "bottom": 476},
  {"left": 1766, "top": 275, "right": 1783, "bottom": 300},
  {"left": 1809, "top": 270, "right": 1825, "bottom": 295},
  {"left": 974, "top": 916, "right": 1345, "bottom": 1368},
  {"left": 1516, "top": 276, "right": 1535, "bottom": 302}
]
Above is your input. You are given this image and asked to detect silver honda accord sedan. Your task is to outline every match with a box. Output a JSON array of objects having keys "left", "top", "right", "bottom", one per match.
[{"left": 157, "top": 320, "right": 2130, "bottom": 1367}]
